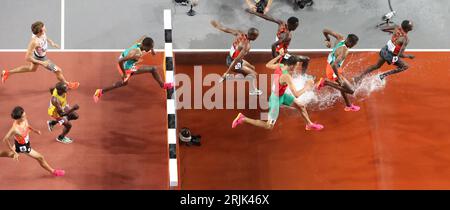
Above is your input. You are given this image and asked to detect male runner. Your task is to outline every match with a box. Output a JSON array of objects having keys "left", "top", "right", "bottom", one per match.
[
  {"left": 316, "top": 29, "right": 360, "bottom": 112},
  {"left": 353, "top": 20, "right": 415, "bottom": 83},
  {"left": 211, "top": 20, "right": 262, "bottom": 96},
  {"left": 1, "top": 21, "right": 79, "bottom": 89},
  {"left": 1, "top": 106, "right": 65, "bottom": 177},
  {"left": 246, "top": 8, "right": 310, "bottom": 74},
  {"left": 93, "top": 36, "right": 173, "bottom": 102},
  {"left": 47, "top": 82, "right": 79, "bottom": 144}
]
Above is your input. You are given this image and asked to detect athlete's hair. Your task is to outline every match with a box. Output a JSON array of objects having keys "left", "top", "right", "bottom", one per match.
[
  {"left": 285, "top": 55, "right": 298, "bottom": 66},
  {"left": 31, "top": 21, "right": 44, "bottom": 35},
  {"left": 49, "top": 82, "right": 67, "bottom": 94},
  {"left": 401, "top": 20, "right": 412, "bottom": 31},
  {"left": 287, "top": 17, "right": 299, "bottom": 29},
  {"left": 248, "top": 27, "right": 259, "bottom": 37},
  {"left": 346, "top": 34, "right": 359, "bottom": 45},
  {"left": 142, "top": 37, "right": 154, "bottom": 48},
  {"left": 11, "top": 106, "right": 24, "bottom": 120}
]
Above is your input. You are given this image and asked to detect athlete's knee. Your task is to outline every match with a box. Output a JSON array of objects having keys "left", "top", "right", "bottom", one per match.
[
  {"left": 401, "top": 63, "right": 409, "bottom": 71},
  {"left": 36, "top": 155, "right": 45, "bottom": 162},
  {"left": 63, "top": 122, "right": 72, "bottom": 129},
  {"left": 247, "top": 72, "right": 257, "bottom": 80},
  {"left": 301, "top": 56, "right": 310, "bottom": 63},
  {"left": 348, "top": 89, "right": 355, "bottom": 95},
  {"left": 68, "top": 112, "right": 79, "bottom": 121},
  {"left": 142, "top": 66, "right": 156, "bottom": 72},
  {"left": 50, "top": 63, "right": 62, "bottom": 72},
  {"left": 265, "top": 123, "right": 274, "bottom": 130},
  {"left": 30, "top": 65, "right": 38, "bottom": 72},
  {"left": 344, "top": 85, "right": 355, "bottom": 94},
  {"left": 248, "top": 68, "right": 257, "bottom": 76}
]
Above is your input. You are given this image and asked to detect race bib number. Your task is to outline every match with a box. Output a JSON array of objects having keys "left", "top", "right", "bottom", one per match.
[
  {"left": 130, "top": 65, "right": 138, "bottom": 72},
  {"left": 234, "top": 62, "right": 242, "bottom": 70},
  {"left": 19, "top": 146, "right": 28, "bottom": 152},
  {"left": 392, "top": 56, "right": 399, "bottom": 63},
  {"left": 283, "top": 53, "right": 291, "bottom": 60}
]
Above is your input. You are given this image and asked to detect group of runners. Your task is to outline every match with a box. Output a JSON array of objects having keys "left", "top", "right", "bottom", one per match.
[
  {"left": 0, "top": 7, "right": 414, "bottom": 177},
  {"left": 1, "top": 21, "right": 173, "bottom": 177},
  {"left": 210, "top": 9, "right": 414, "bottom": 131}
]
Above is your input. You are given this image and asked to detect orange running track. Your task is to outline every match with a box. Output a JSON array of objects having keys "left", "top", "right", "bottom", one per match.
[
  {"left": 0, "top": 52, "right": 168, "bottom": 189},
  {"left": 176, "top": 52, "right": 450, "bottom": 189}
]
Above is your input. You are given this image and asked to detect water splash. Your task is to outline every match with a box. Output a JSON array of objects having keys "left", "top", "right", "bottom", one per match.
[
  {"left": 354, "top": 75, "right": 386, "bottom": 99},
  {"left": 287, "top": 74, "right": 386, "bottom": 111}
]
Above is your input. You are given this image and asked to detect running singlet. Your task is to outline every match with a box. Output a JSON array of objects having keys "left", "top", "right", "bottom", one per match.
[
  {"left": 327, "top": 40, "right": 347, "bottom": 67},
  {"left": 271, "top": 66, "right": 289, "bottom": 96},
  {"left": 121, "top": 43, "right": 141, "bottom": 70},
  {"left": 387, "top": 27, "right": 408, "bottom": 55},
  {"left": 48, "top": 88, "right": 67, "bottom": 117},
  {"left": 33, "top": 33, "right": 48, "bottom": 57},
  {"left": 229, "top": 34, "right": 249, "bottom": 59},
  {"left": 14, "top": 125, "right": 30, "bottom": 145},
  {"left": 275, "top": 23, "right": 290, "bottom": 53}
]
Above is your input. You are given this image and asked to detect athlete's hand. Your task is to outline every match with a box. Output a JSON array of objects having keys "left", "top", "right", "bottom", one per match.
[
  {"left": 12, "top": 152, "right": 19, "bottom": 161},
  {"left": 264, "top": 7, "right": 270, "bottom": 14},
  {"left": 52, "top": 43, "right": 61, "bottom": 49},
  {"left": 325, "top": 40, "right": 332, "bottom": 48},
  {"left": 210, "top": 20, "right": 220, "bottom": 28},
  {"left": 72, "top": 104, "right": 80, "bottom": 110},
  {"left": 41, "top": 60, "right": 50, "bottom": 67},
  {"left": 278, "top": 48, "right": 285, "bottom": 56},
  {"left": 35, "top": 130, "right": 42, "bottom": 135}
]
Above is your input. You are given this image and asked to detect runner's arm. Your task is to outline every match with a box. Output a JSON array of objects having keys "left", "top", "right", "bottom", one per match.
[
  {"left": 47, "top": 38, "right": 60, "bottom": 49},
  {"left": 51, "top": 97, "right": 66, "bottom": 116},
  {"left": 134, "top": 35, "right": 146, "bottom": 44},
  {"left": 265, "top": 0, "right": 273, "bottom": 13},
  {"left": 211, "top": 20, "right": 242, "bottom": 36},
  {"left": 245, "top": 0, "right": 256, "bottom": 11},
  {"left": 397, "top": 37, "right": 414, "bottom": 59},
  {"left": 245, "top": 8, "right": 282, "bottom": 24},
  {"left": 266, "top": 54, "right": 284, "bottom": 70},
  {"left": 284, "top": 74, "right": 312, "bottom": 98},
  {"left": 51, "top": 97, "right": 79, "bottom": 116},
  {"left": 271, "top": 32, "right": 288, "bottom": 57},
  {"left": 381, "top": 25, "right": 397, "bottom": 33},
  {"left": 26, "top": 125, "right": 41, "bottom": 135},
  {"left": 331, "top": 48, "right": 347, "bottom": 82},
  {"left": 323, "top": 28, "right": 344, "bottom": 41},
  {"left": 25, "top": 39, "right": 45, "bottom": 65},
  {"left": 2, "top": 128, "right": 16, "bottom": 153}
]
